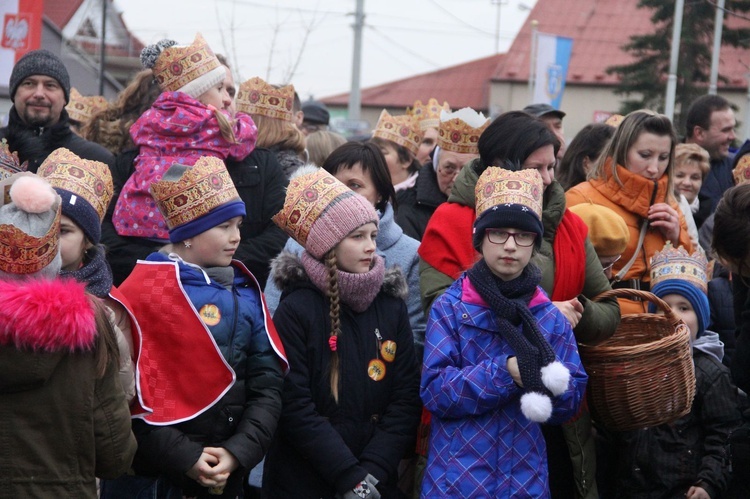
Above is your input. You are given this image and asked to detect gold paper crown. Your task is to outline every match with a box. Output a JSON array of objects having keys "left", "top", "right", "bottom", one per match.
[
  {"left": 372, "top": 110, "right": 422, "bottom": 157},
  {"left": 152, "top": 33, "right": 221, "bottom": 93},
  {"left": 65, "top": 88, "right": 108, "bottom": 124},
  {"left": 475, "top": 168, "right": 544, "bottom": 220},
  {"left": 733, "top": 155, "right": 750, "bottom": 186},
  {"left": 650, "top": 242, "right": 708, "bottom": 294},
  {"left": 0, "top": 174, "right": 61, "bottom": 275},
  {"left": 438, "top": 112, "right": 490, "bottom": 155},
  {"left": 236, "top": 77, "right": 295, "bottom": 122},
  {"left": 37, "top": 148, "right": 113, "bottom": 222},
  {"left": 408, "top": 98, "right": 450, "bottom": 130},
  {"left": 0, "top": 138, "right": 28, "bottom": 179},
  {"left": 272, "top": 167, "right": 351, "bottom": 246},
  {"left": 150, "top": 156, "right": 240, "bottom": 230},
  {"left": 604, "top": 114, "right": 624, "bottom": 128}
]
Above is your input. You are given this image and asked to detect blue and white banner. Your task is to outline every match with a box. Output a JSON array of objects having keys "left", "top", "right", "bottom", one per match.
[{"left": 532, "top": 32, "right": 573, "bottom": 110}]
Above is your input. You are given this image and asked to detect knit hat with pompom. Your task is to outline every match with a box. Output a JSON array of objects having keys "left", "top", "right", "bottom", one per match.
[{"left": 0, "top": 173, "right": 62, "bottom": 279}]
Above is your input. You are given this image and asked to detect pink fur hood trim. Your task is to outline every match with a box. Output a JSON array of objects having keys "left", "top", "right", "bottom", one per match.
[{"left": 0, "top": 278, "right": 97, "bottom": 351}]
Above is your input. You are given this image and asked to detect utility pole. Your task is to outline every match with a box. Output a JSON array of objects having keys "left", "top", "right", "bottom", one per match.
[
  {"left": 492, "top": 0, "right": 503, "bottom": 54},
  {"left": 665, "top": 0, "right": 684, "bottom": 121},
  {"left": 348, "top": 0, "right": 365, "bottom": 121},
  {"left": 709, "top": 0, "right": 725, "bottom": 95},
  {"left": 528, "top": 20, "right": 538, "bottom": 103},
  {"left": 98, "top": 0, "right": 107, "bottom": 95}
]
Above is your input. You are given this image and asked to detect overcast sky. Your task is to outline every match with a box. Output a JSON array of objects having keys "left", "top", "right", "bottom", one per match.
[{"left": 116, "top": 0, "right": 536, "bottom": 101}]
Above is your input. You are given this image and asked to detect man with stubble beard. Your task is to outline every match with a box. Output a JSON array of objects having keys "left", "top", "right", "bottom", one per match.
[{"left": 1, "top": 49, "right": 114, "bottom": 172}]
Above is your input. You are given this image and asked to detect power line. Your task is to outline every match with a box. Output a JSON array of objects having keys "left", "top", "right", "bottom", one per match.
[
  {"left": 366, "top": 25, "right": 443, "bottom": 68},
  {"left": 426, "top": 0, "right": 496, "bottom": 36}
]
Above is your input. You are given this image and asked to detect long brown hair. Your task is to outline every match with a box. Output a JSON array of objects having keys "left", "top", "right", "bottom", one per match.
[
  {"left": 251, "top": 113, "right": 306, "bottom": 154},
  {"left": 325, "top": 250, "right": 342, "bottom": 403},
  {"left": 90, "top": 297, "right": 120, "bottom": 378}
]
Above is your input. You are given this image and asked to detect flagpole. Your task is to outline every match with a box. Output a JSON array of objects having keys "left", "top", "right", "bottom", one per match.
[
  {"left": 665, "top": 0, "right": 684, "bottom": 121},
  {"left": 528, "top": 19, "right": 538, "bottom": 104},
  {"left": 709, "top": 0, "right": 725, "bottom": 95}
]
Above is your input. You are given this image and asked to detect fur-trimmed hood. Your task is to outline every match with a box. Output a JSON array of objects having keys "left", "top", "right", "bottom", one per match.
[{"left": 271, "top": 250, "right": 408, "bottom": 300}]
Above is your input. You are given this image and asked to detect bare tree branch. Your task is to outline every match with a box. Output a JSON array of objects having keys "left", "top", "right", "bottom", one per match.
[{"left": 281, "top": 6, "right": 326, "bottom": 84}]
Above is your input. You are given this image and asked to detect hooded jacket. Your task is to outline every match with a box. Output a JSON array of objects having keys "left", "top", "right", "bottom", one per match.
[
  {"left": 262, "top": 252, "right": 421, "bottom": 498},
  {"left": 0, "top": 278, "right": 136, "bottom": 498},
  {"left": 0, "top": 107, "right": 114, "bottom": 172},
  {"left": 566, "top": 161, "right": 694, "bottom": 314}
]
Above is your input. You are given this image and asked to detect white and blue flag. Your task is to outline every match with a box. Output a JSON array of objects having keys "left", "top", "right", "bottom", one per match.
[{"left": 532, "top": 33, "right": 573, "bottom": 110}]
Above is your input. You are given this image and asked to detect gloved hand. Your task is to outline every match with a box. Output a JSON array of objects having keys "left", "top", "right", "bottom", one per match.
[{"left": 341, "top": 474, "right": 381, "bottom": 499}]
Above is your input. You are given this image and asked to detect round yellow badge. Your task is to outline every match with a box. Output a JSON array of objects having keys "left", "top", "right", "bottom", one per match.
[
  {"left": 380, "top": 340, "right": 397, "bottom": 363},
  {"left": 199, "top": 304, "right": 221, "bottom": 326},
  {"left": 367, "top": 359, "right": 386, "bottom": 381}
]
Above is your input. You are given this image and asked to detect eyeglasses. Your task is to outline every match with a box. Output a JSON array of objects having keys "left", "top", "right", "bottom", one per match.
[
  {"left": 600, "top": 255, "right": 622, "bottom": 273},
  {"left": 485, "top": 230, "right": 537, "bottom": 247}
]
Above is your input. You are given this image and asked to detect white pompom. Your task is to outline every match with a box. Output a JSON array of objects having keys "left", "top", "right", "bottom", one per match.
[
  {"left": 541, "top": 361, "right": 570, "bottom": 396},
  {"left": 520, "top": 391, "right": 553, "bottom": 422},
  {"left": 9, "top": 175, "right": 56, "bottom": 213}
]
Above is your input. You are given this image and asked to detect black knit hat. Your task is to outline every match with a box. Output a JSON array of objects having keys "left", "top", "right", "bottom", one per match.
[{"left": 9, "top": 50, "right": 71, "bottom": 103}]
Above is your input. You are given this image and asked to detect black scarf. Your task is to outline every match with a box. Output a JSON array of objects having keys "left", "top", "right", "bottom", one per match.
[
  {"left": 1, "top": 107, "right": 76, "bottom": 173},
  {"left": 60, "top": 245, "right": 113, "bottom": 298},
  {"left": 467, "top": 258, "right": 556, "bottom": 396}
]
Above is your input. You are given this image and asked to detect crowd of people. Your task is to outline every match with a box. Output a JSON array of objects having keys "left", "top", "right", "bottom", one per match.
[{"left": 2, "top": 33, "right": 750, "bottom": 499}]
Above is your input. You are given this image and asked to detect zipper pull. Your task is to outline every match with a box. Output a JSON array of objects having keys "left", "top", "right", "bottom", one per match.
[{"left": 374, "top": 328, "right": 383, "bottom": 341}]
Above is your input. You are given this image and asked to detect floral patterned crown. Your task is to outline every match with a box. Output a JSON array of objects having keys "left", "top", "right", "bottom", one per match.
[
  {"left": 37, "top": 148, "right": 113, "bottom": 222},
  {"left": 151, "top": 33, "right": 222, "bottom": 93},
  {"left": 65, "top": 88, "right": 108, "bottom": 123},
  {"left": 236, "top": 77, "right": 295, "bottom": 122},
  {"left": 733, "top": 155, "right": 750, "bottom": 186},
  {"left": 475, "top": 168, "right": 544, "bottom": 220},
  {"left": 650, "top": 242, "right": 708, "bottom": 294},
  {"left": 372, "top": 110, "right": 422, "bottom": 157},
  {"left": 437, "top": 108, "right": 490, "bottom": 155},
  {"left": 150, "top": 156, "right": 240, "bottom": 230},
  {"left": 0, "top": 139, "right": 27, "bottom": 179},
  {"left": 407, "top": 98, "right": 451, "bottom": 130}
]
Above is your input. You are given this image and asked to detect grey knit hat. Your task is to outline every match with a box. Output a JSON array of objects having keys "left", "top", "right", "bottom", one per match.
[{"left": 9, "top": 50, "right": 71, "bottom": 103}]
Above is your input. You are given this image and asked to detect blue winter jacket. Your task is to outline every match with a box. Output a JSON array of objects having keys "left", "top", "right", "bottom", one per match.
[{"left": 420, "top": 275, "right": 587, "bottom": 498}]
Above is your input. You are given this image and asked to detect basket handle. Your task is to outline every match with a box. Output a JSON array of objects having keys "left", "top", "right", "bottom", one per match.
[{"left": 593, "top": 288, "right": 680, "bottom": 322}]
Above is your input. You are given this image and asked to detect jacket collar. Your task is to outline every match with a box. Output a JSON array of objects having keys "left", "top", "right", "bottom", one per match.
[
  {"left": 414, "top": 164, "right": 448, "bottom": 208},
  {"left": 592, "top": 159, "right": 669, "bottom": 218}
]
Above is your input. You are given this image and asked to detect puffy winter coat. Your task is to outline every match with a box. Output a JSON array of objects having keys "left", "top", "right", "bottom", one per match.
[
  {"left": 0, "top": 278, "right": 136, "bottom": 498},
  {"left": 421, "top": 276, "right": 587, "bottom": 498},
  {"left": 262, "top": 253, "right": 421, "bottom": 498},
  {"left": 566, "top": 160, "right": 694, "bottom": 314}
]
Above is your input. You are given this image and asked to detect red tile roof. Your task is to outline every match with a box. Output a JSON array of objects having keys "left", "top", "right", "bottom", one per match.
[
  {"left": 322, "top": 53, "right": 505, "bottom": 111},
  {"left": 43, "top": 0, "right": 84, "bottom": 29},
  {"left": 493, "top": 0, "right": 750, "bottom": 88}
]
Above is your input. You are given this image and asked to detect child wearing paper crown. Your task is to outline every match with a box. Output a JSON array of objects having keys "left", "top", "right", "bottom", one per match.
[
  {"left": 103, "top": 156, "right": 288, "bottom": 499},
  {"left": 420, "top": 168, "right": 587, "bottom": 498},
  {"left": 599, "top": 242, "right": 742, "bottom": 499},
  {"left": 0, "top": 172, "right": 136, "bottom": 497},
  {"left": 263, "top": 166, "right": 421, "bottom": 499},
  {"left": 37, "top": 147, "right": 137, "bottom": 404},
  {"left": 113, "top": 33, "right": 258, "bottom": 242}
]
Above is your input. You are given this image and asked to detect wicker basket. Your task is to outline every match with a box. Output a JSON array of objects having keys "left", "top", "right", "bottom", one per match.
[{"left": 578, "top": 289, "right": 696, "bottom": 431}]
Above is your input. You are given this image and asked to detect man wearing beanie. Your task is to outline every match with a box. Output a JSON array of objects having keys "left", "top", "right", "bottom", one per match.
[{"left": 0, "top": 49, "right": 114, "bottom": 173}]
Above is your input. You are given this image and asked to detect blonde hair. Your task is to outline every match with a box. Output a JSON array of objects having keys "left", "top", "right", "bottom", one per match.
[
  {"left": 674, "top": 143, "right": 710, "bottom": 180},
  {"left": 251, "top": 113, "right": 306, "bottom": 154},
  {"left": 213, "top": 109, "right": 238, "bottom": 144},
  {"left": 590, "top": 109, "right": 677, "bottom": 201},
  {"left": 307, "top": 131, "right": 346, "bottom": 167},
  {"left": 325, "top": 250, "right": 341, "bottom": 403}
]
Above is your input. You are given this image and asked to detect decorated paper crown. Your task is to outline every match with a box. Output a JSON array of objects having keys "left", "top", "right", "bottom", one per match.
[
  {"left": 65, "top": 88, "right": 108, "bottom": 124},
  {"left": 236, "top": 77, "right": 295, "bottom": 121},
  {"left": 475, "top": 167, "right": 544, "bottom": 220},
  {"left": 0, "top": 138, "right": 28, "bottom": 179},
  {"left": 650, "top": 242, "right": 708, "bottom": 294},
  {"left": 272, "top": 166, "right": 378, "bottom": 259},
  {"left": 150, "top": 156, "right": 240, "bottom": 232},
  {"left": 0, "top": 173, "right": 61, "bottom": 275},
  {"left": 372, "top": 110, "right": 422, "bottom": 157},
  {"left": 37, "top": 148, "right": 113, "bottom": 223},
  {"left": 604, "top": 114, "right": 624, "bottom": 128},
  {"left": 437, "top": 108, "right": 490, "bottom": 155},
  {"left": 407, "top": 98, "right": 451, "bottom": 130},
  {"left": 733, "top": 155, "right": 750, "bottom": 186},
  {"left": 150, "top": 33, "right": 223, "bottom": 94}
]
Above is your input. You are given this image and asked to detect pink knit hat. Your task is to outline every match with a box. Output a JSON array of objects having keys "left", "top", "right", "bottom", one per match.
[{"left": 272, "top": 165, "right": 379, "bottom": 259}]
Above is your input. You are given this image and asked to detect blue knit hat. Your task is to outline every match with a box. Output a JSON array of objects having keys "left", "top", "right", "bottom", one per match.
[{"left": 649, "top": 242, "right": 710, "bottom": 338}]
